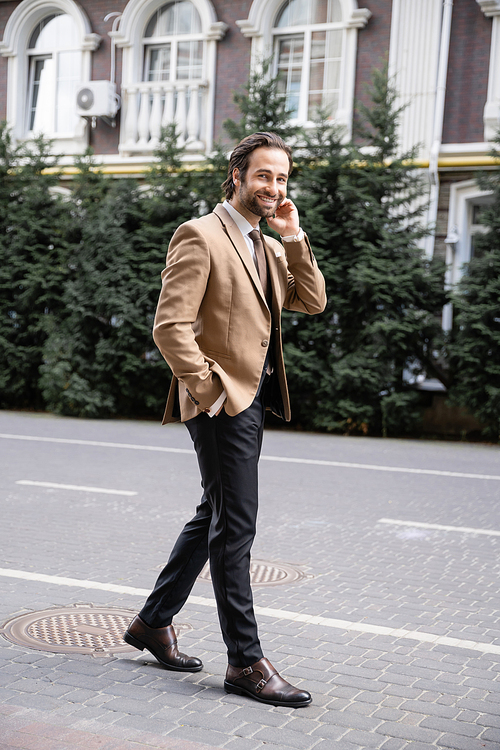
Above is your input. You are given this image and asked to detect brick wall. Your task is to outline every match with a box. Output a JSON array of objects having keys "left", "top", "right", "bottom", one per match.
[
  {"left": 442, "top": 0, "right": 491, "bottom": 144},
  {"left": 354, "top": 0, "right": 392, "bottom": 117},
  {"left": 212, "top": 0, "right": 251, "bottom": 145}
]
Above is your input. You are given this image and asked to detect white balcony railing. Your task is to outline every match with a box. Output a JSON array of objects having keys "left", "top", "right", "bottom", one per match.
[{"left": 120, "top": 80, "right": 208, "bottom": 155}]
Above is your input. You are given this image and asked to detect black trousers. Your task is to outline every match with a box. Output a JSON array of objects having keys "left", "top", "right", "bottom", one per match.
[{"left": 139, "top": 382, "right": 268, "bottom": 667}]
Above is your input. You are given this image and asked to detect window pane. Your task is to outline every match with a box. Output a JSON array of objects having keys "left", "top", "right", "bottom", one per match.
[
  {"left": 29, "top": 14, "right": 79, "bottom": 51},
  {"left": 277, "top": 35, "right": 304, "bottom": 118},
  {"left": 29, "top": 57, "right": 48, "bottom": 130},
  {"left": 147, "top": 45, "right": 171, "bottom": 80},
  {"left": 276, "top": 0, "right": 342, "bottom": 27},
  {"left": 309, "top": 60, "right": 325, "bottom": 92},
  {"left": 308, "top": 30, "right": 342, "bottom": 120},
  {"left": 472, "top": 205, "right": 485, "bottom": 224},
  {"left": 324, "top": 59, "right": 341, "bottom": 90},
  {"left": 29, "top": 15, "right": 58, "bottom": 48},
  {"left": 145, "top": 1, "right": 201, "bottom": 37},
  {"left": 328, "top": 0, "right": 343, "bottom": 22},
  {"left": 177, "top": 1, "right": 197, "bottom": 33},
  {"left": 176, "top": 40, "right": 203, "bottom": 79},
  {"left": 311, "top": 30, "right": 326, "bottom": 60},
  {"left": 470, "top": 234, "right": 485, "bottom": 260},
  {"left": 56, "top": 50, "right": 81, "bottom": 132},
  {"left": 278, "top": 35, "right": 304, "bottom": 66},
  {"left": 276, "top": 0, "right": 309, "bottom": 27},
  {"left": 308, "top": 90, "right": 338, "bottom": 120},
  {"left": 326, "top": 28, "right": 343, "bottom": 58},
  {"left": 312, "top": 0, "right": 327, "bottom": 24},
  {"left": 30, "top": 56, "right": 55, "bottom": 133}
]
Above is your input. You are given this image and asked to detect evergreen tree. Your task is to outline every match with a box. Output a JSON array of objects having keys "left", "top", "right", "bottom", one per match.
[
  {"left": 40, "top": 129, "right": 196, "bottom": 418},
  {"left": 223, "top": 57, "right": 303, "bottom": 144},
  {"left": 0, "top": 124, "right": 69, "bottom": 409},
  {"left": 448, "top": 146, "right": 500, "bottom": 441},
  {"left": 282, "top": 70, "right": 448, "bottom": 435}
]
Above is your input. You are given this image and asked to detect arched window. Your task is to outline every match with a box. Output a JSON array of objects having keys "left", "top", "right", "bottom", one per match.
[
  {"left": 27, "top": 13, "right": 81, "bottom": 135},
  {"left": 143, "top": 1, "right": 203, "bottom": 83},
  {"left": 236, "top": 0, "right": 370, "bottom": 137},
  {"left": 274, "top": 0, "right": 344, "bottom": 122},
  {"left": 116, "top": 0, "right": 227, "bottom": 156},
  {"left": 0, "top": 0, "right": 100, "bottom": 153}
]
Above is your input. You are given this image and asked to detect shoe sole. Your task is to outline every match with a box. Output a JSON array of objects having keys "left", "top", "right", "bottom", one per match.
[
  {"left": 224, "top": 680, "right": 312, "bottom": 708},
  {"left": 123, "top": 631, "right": 203, "bottom": 672}
]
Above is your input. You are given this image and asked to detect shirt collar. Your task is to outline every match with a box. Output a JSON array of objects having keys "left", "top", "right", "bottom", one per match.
[{"left": 223, "top": 200, "right": 258, "bottom": 238}]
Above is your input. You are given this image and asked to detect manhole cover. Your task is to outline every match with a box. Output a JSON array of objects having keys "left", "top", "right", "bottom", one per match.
[
  {"left": 198, "top": 559, "right": 308, "bottom": 587},
  {"left": 0, "top": 605, "right": 192, "bottom": 656}
]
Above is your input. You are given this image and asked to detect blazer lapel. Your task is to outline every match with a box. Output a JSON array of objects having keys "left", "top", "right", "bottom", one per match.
[{"left": 213, "top": 204, "right": 267, "bottom": 306}]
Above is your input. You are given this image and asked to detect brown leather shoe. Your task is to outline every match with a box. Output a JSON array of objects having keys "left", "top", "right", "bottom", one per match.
[
  {"left": 224, "top": 657, "right": 312, "bottom": 707},
  {"left": 124, "top": 616, "right": 202, "bottom": 672}
]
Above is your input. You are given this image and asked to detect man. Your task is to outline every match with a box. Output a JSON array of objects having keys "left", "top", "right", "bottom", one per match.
[{"left": 125, "top": 132, "right": 326, "bottom": 708}]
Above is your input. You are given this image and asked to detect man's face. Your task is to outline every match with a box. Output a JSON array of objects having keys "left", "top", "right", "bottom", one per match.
[{"left": 231, "top": 147, "right": 289, "bottom": 223}]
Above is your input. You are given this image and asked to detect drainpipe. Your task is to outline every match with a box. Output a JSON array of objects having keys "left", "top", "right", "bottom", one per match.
[{"left": 425, "top": 0, "right": 454, "bottom": 258}]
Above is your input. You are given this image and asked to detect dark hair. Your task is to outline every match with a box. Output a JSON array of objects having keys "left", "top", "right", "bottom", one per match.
[{"left": 221, "top": 132, "right": 293, "bottom": 200}]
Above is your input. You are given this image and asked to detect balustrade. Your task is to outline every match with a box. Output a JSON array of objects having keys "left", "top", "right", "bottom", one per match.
[{"left": 120, "top": 80, "right": 208, "bottom": 154}]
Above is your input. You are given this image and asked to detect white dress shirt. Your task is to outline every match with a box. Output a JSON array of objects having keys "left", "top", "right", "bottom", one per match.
[{"left": 223, "top": 200, "right": 259, "bottom": 262}]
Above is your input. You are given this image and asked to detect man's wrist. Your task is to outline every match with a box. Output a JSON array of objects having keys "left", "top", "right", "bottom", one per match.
[{"left": 281, "top": 228, "right": 304, "bottom": 242}]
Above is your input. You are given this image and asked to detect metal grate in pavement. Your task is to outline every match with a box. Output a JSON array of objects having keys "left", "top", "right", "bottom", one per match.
[
  {"left": 0, "top": 604, "right": 192, "bottom": 656},
  {"left": 198, "top": 559, "right": 309, "bottom": 587}
]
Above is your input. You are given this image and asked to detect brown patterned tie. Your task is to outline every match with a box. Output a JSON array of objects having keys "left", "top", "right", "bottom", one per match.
[{"left": 248, "top": 229, "right": 268, "bottom": 300}]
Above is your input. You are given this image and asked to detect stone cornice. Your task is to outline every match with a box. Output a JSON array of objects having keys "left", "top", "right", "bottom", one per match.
[
  {"left": 346, "top": 8, "right": 372, "bottom": 28},
  {"left": 476, "top": 0, "right": 500, "bottom": 17}
]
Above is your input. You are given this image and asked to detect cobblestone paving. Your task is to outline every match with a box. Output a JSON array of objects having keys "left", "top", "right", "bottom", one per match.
[{"left": 1, "top": 411, "right": 500, "bottom": 749}]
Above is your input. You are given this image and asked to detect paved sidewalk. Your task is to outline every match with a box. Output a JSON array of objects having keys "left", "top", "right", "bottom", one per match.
[{"left": 1, "top": 411, "right": 500, "bottom": 750}]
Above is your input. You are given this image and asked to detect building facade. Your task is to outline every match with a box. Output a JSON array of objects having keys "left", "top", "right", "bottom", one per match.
[{"left": 0, "top": 0, "right": 499, "bottom": 311}]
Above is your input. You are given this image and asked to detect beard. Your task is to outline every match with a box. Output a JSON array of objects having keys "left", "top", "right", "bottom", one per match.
[{"left": 237, "top": 182, "right": 284, "bottom": 219}]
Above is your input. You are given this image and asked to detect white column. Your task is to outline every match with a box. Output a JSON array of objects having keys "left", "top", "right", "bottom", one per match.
[
  {"left": 161, "top": 85, "right": 175, "bottom": 129},
  {"left": 388, "top": 0, "right": 443, "bottom": 158},
  {"left": 175, "top": 83, "right": 187, "bottom": 145},
  {"left": 149, "top": 86, "right": 163, "bottom": 147},
  {"left": 137, "top": 85, "right": 151, "bottom": 148},
  {"left": 186, "top": 82, "right": 203, "bottom": 149},
  {"left": 123, "top": 86, "right": 139, "bottom": 147}
]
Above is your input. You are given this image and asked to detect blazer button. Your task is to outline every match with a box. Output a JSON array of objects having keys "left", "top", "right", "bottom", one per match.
[{"left": 261, "top": 339, "right": 269, "bottom": 347}]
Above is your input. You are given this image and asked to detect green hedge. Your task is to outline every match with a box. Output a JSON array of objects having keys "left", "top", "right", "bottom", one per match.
[{"left": 1, "top": 72, "right": 498, "bottom": 438}]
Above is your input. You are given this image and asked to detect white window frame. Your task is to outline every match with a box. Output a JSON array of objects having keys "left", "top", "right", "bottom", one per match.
[
  {"left": 114, "top": 0, "right": 227, "bottom": 156},
  {"left": 272, "top": 10, "right": 346, "bottom": 125},
  {"left": 0, "top": 0, "right": 100, "bottom": 155},
  {"left": 142, "top": 4, "right": 205, "bottom": 83},
  {"left": 442, "top": 178, "right": 493, "bottom": 331},
  {"left": 236, "top": 0, "right": 371, "bottom": 138}
]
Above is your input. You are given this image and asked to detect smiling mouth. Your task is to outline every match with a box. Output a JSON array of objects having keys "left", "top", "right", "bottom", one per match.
[{"left": 257, "top": 195, "right": 277, "bottom": 205}]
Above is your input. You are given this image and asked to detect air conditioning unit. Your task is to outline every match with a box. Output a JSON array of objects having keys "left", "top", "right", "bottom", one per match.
[{"left": 76, "top": 81, "right": 118, "bottom": 118}]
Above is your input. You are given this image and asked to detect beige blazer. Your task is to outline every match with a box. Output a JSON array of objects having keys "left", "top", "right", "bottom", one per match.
[{"left": 153, "top": 204, "right": 327, "bottom": 423}]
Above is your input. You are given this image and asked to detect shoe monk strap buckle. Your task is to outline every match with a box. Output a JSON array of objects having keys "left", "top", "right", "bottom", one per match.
[
  {"left": 242, "top": 666, "right": 253, "bottom": 677},
  {"left": 255, "top": 678, "right": 267, "bottom": 693}
]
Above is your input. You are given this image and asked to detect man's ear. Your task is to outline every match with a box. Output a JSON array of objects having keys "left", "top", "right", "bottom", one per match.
[{"left": 233, "top": 167, "right": 240, "bottom": 186}]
